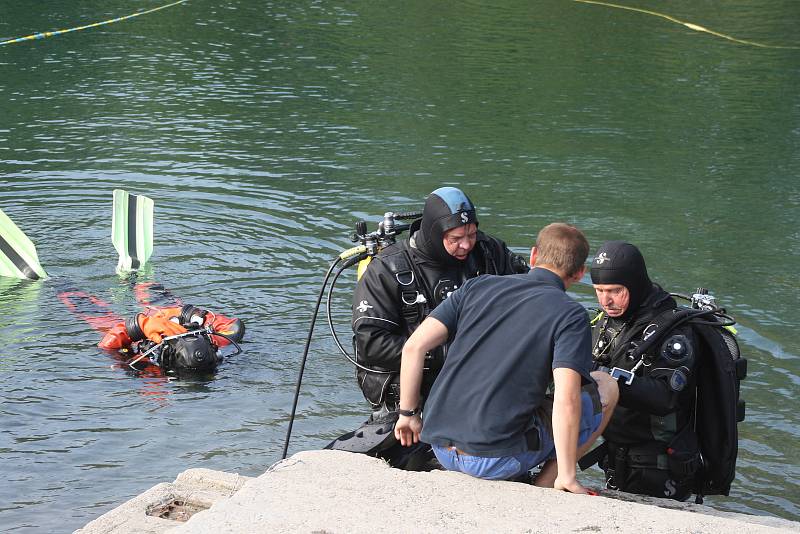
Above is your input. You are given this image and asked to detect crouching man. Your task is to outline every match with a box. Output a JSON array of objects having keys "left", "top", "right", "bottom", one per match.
[{"left": 395, "top": 223, "right": 618, "bottom": 492}]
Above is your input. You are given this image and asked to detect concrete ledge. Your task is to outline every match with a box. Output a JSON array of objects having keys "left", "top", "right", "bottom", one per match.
[
  {"left": 75, "top": 468, "right": 251, "bottom": 534},
  {"left": 78, "top": 450, "right": 800, "bottom": 533}
]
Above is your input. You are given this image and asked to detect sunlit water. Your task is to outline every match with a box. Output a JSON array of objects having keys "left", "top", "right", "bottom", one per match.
[{"left": 1, "top": 1, "right": 799, "bottom": 531}]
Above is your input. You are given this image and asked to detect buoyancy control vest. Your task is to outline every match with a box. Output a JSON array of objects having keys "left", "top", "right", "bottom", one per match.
[
  {"left": 388, "top": 236, "right": 513, "bottom": 332},
  {"left": 591, "top": 305, "right": 700, "bottom": 501},
  {"left": 586, "top": 300, "right": 747, "bottom": 501}
]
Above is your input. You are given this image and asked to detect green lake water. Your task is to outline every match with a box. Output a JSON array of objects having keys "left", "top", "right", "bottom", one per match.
[{"left": 1, "top": 1, "right": 798, "bottom": 531}]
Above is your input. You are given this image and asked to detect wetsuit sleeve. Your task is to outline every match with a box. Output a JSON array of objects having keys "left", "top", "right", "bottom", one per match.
[
  {"left": 618, "top": 325, "right": 696, "bottom": 415},
  {"left": 480, "top": 233, "right": 530, "bottom": 275},
  {"left": 618, "top": 377, "right": 675, "bottom": 415},
  {"left": 351, "top": 258, "right": 409, "bottom": 371}
]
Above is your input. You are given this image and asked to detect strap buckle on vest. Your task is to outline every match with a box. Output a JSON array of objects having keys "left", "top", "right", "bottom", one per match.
[
  {"left": 400, "top": 290, "right": 426, "bottom": 327},
  {"left": 395, "top": 269, "right": 415, "bottom": 286},
  {"left": 386, "top": 250, "right": 429, "bottom": 329},
  {"left": 609, "top": 445, "right": 629, "bottom": 491},
  {"left": 401, "top": 291, "right": 426, "bottom": 306},
  {"left": 666, "top": 449, "right": 701, "bottom": 478},
  {"left": 592, "top": 443, "right": 628, "bottom": 491}
]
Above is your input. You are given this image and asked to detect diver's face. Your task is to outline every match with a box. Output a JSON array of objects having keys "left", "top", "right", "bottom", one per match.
[
  {"left": 442, "top": 223, "right": 477, "bottom": 260},
  {"left": 593, "top": 284, "right": 630, "bottom": 318}
]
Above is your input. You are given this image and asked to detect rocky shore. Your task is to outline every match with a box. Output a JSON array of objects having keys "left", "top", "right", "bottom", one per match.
[{"left": 76, "top": 449, "right": 800, "bottom": 533}]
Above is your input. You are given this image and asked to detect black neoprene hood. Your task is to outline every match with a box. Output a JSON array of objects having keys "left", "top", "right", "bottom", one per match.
[
  {"left": 416, "top": 187, "right": 478, "bottom": 265},
  {"left": 590, "top": 240, "right": 652, "bottom": 318}
]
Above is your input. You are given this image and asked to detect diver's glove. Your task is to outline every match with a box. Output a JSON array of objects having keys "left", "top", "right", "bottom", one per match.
[{"left": 126, "top": 313, "right": 187, "bottom": 344}]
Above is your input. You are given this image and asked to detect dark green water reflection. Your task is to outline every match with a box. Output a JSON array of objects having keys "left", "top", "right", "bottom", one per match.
[{"left": 1, "top": 1, "right": 799, "bottom": 531}]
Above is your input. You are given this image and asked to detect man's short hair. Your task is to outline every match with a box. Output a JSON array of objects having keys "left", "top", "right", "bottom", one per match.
[{"left": 534, "top": 223, "right": 589, "bottom": 277}]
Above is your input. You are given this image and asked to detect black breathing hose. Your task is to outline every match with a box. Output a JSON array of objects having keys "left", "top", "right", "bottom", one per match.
[
  {"left": 281, "top": 256, "right": 342, "bottom": 460},
  {"left": 280, "top": 214, "right": 421, "bottom": 459},
  {"left": 213, "top": 332, "right": 243, "bottom": 356},
  {"left": 326, "top": 259, "right": 394, "bottom": 374},
  {"left": 628, "top": 305, "right": 734, "bottom": 362}
]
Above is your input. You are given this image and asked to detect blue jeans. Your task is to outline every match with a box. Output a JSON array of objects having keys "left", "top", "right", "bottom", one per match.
[{"left": 432, "top": 388, "right": 602, "bottom": 480}]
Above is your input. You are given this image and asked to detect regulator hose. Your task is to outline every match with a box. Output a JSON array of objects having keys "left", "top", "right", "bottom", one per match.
[
  {"left": 282, "top": 245, "right": 371, "bottom": 459},
  {"left": 282, "top": 218, "right": 421, "bottom": 458},
  {"left": 212, "top": 331, "right": 243, "bottom": 356},
  {"left": 281, "top": 256, "right": 341, "bottom": 459},
  {"left": 326, "top": 259, "right": 393, "bottom": 374}
]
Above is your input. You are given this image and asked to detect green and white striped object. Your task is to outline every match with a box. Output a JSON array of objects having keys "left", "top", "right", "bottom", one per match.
[
  {"left": 0, "top": 208, "right": 47, "bottom": 280},
  {"left": 112, "top": 189, "right": 154, "bottom": 274}
]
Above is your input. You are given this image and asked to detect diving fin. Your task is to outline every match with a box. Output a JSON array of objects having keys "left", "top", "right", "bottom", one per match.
[
  {"left": 0, "top": 208, "right": 48, "bottom": 280},
  {"left": 112, "top": 189, "right": 154, "bottom": 274}
]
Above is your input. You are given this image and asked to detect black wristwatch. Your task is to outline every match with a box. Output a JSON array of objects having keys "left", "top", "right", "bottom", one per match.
[{"left": 398, "top": 407, "right": 420, "bottom": 417}]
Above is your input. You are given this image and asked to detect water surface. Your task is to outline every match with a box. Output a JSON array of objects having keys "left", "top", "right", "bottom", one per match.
[{"left": 1, "top": 1, "right": 799, "bottom": 531}]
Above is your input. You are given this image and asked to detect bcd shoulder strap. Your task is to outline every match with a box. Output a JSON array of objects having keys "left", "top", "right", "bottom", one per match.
[
  {"left": 601, "top": 307, "right": 682, "bottom": 364},
  {"left": 625, "top": 308, "right": 695, "bottom": 362},
  {"left": 380, "top": 248, "right": 430, "bottom": 331}
]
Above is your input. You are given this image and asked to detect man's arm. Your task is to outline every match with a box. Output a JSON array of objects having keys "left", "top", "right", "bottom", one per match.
[
  {"left": 394, "top": 316, "right": 449, "bottom": 446},
  {"left": 551, "top": 367, "right": 588, "bottom": 494}
]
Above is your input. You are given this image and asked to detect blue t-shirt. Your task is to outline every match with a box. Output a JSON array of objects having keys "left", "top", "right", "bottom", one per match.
[{"left": 420, "top": 268, "right": 592, "bottom": 457}]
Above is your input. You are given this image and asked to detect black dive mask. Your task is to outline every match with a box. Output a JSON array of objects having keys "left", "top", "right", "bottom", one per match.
[{"left": 160, "top": 334, "right": 219, "bottom": 374}]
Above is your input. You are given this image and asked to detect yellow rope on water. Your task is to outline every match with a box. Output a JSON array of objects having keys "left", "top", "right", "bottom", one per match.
[
  {"left": 0, "top": 0, "right": 190, "bottom": 46},
  {"left": 573, "top": 0, "right": 800, "bottom": 50}
]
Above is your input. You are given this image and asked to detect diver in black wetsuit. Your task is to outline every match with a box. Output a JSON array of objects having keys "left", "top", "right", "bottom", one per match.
[
  {"left": 327, "top": 187, "right": 528, "bottom": 469},
  {"left": 588, "top": 241, "right": 700, "bottom": 500}
]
